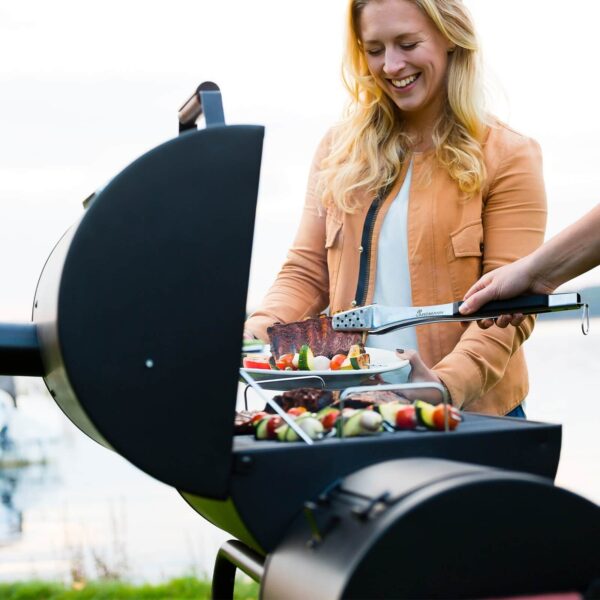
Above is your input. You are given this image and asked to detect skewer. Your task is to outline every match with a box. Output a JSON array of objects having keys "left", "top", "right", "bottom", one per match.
[
  {"left": 242, "top": 374, "right": 325, "bottom": 410},
  {"left": 239, "top": 369, "right": 315, "bottom": 445},
  {"left": 340, "top": 381, "right": 451, "bottom": 434}
]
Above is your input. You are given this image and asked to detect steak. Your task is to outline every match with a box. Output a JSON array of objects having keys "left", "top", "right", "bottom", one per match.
[
  {"left": 266, "top": 388, "right": 407, "bottom": 414},
  {"left": 267, "top": 316, "right": 363, "bottom": 359},
  {"left": 268, "top": 388, "right": 337, "bottom": 414},
  {"left": 332, "top": 390, "right": 409, "bottom": 410}
]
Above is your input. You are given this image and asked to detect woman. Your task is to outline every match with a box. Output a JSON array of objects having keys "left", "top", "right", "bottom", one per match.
[
  {"left": 245, "top": 0, "right": 547, "bottom": 416},
  {"left": 459, "top": 204, "right": 600, "bottom": 328}
]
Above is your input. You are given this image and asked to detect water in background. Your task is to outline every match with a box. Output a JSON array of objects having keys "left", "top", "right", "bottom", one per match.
[
  {"left": 0, "top": 318, "right": 597, "bottom": 583},
  {"left": 526, "top": 317, "right": 600, "bottom": 503}
]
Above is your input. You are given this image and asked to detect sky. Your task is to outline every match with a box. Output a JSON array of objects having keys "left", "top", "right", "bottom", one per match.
[{"left": 0, "top": 0, "right": 599, "bottom": 321}]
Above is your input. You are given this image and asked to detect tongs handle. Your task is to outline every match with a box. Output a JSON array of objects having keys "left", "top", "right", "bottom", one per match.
[
  {"left": 458, "top": 292, "right": 582, "bottom": 319},
  {"left": 333, "top": 292, "right": 584, "bottom": 334}
]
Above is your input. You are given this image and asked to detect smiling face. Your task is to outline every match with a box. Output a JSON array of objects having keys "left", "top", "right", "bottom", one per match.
[{"left": 359, "top": 0, "right": 453, "bottom": 130}]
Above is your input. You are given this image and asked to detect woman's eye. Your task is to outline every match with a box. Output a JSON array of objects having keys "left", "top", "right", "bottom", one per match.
[
  {"left": 366, "top": 48, "right": 383, "bottom": 56},
  {"left": 400, "top": 42, "right": 418, "bottom": 50}
]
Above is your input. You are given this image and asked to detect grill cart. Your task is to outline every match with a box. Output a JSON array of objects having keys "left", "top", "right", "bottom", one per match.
[{"left": 0, "top": 83, "right": 598, "bottom": 599}]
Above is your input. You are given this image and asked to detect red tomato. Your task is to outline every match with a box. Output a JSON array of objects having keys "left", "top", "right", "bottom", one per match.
[
  {"left": 250, "top": 411, "right": 268, "bottom": 425},
  {"left": 288, "top": 406, "right": 307, "bottom": 416},
  {"left": 266, "top": 416, "right": 283, "bottom": 438},
  {"left": 276, "top": 353, "right": 296, "bottom": 370},
  {"left": 395, "top": 405, "right": 418, "bottom": 430},
  {"left": 330, "top": 354, "right": 347, "bottom": 371},
  {"left": 432, "top": 404, "right": 461, "bottom": 431},
  {"left": 243, "top": 355, "right": 272, "bottom": 369},
  {"left": 320, "top": 409, "right": 340, "bottom": 430}
]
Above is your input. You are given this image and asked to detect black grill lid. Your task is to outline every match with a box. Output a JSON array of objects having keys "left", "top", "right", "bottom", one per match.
[{"left": 33, "top": 122, "right": 264, "bottom": 498}]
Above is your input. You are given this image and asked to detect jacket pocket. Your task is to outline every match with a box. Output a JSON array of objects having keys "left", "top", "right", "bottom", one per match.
[
  {"left": 450, "top": 220, "right": 484, "bottom": 258},
  {"left": 447, "top": 219, "right": 484, "bottom": 299},
  {"left": 325, "top": 217, "right": 343, "bottom": 249}
]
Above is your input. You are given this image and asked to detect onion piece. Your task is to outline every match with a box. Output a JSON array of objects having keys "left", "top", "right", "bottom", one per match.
[{"left": 313, "top": 355, "right": 331, "bottom": 371}]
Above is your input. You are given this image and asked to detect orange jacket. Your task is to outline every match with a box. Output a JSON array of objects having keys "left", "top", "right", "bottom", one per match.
[{"left": 246, "top": 121, "right": 547, "bottom": 415}]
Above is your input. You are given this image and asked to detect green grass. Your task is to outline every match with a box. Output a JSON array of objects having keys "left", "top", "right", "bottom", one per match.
[{"left": 0, "top": 577, "right": 259, "bottom": 599}]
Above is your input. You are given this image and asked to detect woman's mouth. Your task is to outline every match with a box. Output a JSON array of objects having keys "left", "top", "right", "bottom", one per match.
[{"left": 389, "top": 73, "right": 421, "bottom": 91}]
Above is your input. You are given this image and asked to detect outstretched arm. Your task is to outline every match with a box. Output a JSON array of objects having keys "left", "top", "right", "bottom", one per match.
[{"left": 459, "top": 204, "right": 600, "bottom": 328}]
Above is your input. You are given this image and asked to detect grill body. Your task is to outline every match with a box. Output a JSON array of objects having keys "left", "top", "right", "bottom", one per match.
[
  {"left": 262, "top": 458, "right": 600, "bottom": 599},
  {"left": 0, "top": 100, "right": 597, "bottom": 598},
  {"left": 183, "top": 412, "right": 562, "bottom": 553}
]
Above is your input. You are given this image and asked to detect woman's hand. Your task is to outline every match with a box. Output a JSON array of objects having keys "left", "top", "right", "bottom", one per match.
[
  {"left": 395, "top": 349, "right": 446, "bottom": 404},
  {"left": 459, "top": 205, "right": 600, "bottom": 330},
  {"left": 458, "top": 256, "right": 553, "bottom": 329}
]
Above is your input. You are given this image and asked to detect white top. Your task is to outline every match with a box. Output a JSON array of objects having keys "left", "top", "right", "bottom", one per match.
[{"left": 367, "top": 161, "right": 419, "bottom": 352}]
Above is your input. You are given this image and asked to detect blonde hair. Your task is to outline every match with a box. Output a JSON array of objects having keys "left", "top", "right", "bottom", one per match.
[{"left": 319, "top": 0, "right": 489, "bottom": 212}]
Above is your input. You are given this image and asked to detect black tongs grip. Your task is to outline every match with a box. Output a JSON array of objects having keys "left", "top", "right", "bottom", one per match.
[{"left": 455, "top": 293, "right": 582, "bottom": 319}]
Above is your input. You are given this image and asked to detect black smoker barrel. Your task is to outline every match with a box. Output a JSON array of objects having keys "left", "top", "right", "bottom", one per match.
[
  {"left": 0, "top": 86, "right": 264, "bottom": 497},
  {"left": 261, "top": 458, "right": 600, "bottom": 599},
  {"left": 0, "top": 84, "right": 598, "bottom": 599}
]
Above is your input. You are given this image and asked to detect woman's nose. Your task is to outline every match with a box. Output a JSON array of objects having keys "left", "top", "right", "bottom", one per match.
[{"left": 383, "top": 49, "right": 407, "bottom": 75}]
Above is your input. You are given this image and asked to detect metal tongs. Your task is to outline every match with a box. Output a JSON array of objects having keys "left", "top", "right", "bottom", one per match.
[{"left": 332, "top": 293, "right": 589, "bottom": 335}]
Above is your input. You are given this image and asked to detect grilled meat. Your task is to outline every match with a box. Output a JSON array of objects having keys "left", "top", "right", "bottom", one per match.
[
  {"left": 332, "top": 390, "right": 409, "bottom": 410},
  {"left": 265, "top": 388, "right": 407, "bottom": 414},
  {"left": 268, "top": 388, "right": 337, "bottom": 414},
  {"left": 234, "top": 410, "right": 262, "bottom": 435},
  {"left": 267, "top": 316, "right": 363, "bottom": 359}
]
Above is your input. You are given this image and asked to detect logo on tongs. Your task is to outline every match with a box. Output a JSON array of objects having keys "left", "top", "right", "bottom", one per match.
[{"left": 415, "top": 309, "right": 444, "bottom": 318}]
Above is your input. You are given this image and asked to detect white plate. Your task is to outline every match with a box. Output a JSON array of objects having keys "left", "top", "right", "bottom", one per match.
[{"left": 241, "top": 346, "right": 410, "bottom": 391}]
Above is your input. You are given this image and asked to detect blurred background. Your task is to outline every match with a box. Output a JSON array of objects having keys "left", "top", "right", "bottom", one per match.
[{"left": 0, "top": 0, "right": 598, "bottom": 585}]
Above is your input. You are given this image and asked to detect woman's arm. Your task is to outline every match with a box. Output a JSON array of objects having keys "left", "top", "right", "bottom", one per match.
[
  {"left": 459, "top": 204, "right": 600, "bottom": 327},
  {"left": 432, "top": 131, "right": 548, "bottom": 406}
]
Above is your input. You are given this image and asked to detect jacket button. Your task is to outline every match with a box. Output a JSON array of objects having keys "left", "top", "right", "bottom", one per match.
[
  {"left": 351, "top": 300, "right": 357, "bottom": 307},
  {"left": 358, "top": 246, "right": 364, "bottom": 253}
]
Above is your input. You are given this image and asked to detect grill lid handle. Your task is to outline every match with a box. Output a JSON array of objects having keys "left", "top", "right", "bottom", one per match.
[{"left": 178, "top": 81, "right": 225, "bottom": 133}]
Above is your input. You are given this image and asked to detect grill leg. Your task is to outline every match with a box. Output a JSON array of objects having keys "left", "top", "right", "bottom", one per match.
[
  {"left": 211, "top": 551, "right": 236, "bottom": 600},
  {"left": 211, "top": 539, "right": 265, "bottom": 600}
]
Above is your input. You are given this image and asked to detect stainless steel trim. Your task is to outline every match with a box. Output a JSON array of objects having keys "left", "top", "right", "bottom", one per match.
[
  {"left": 178, "top": 93, "right": 202, "bottom": 127},
  {"left": 582, "top": 304, "right": 590, "bottom": 336},
  {"left": 549, "top": 292, "right": 580, "bottom": 307},
  {"left": 333, "top": 302, "right": 455, "bottom": 333},
  {"left": 215, "top": 539, "right": 264, "bottom": 582},
  {"left": 242, "top": 375, "right": 325, "bottom": 410}
]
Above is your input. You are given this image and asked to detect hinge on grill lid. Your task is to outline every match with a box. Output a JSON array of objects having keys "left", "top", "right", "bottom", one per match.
[
  {"left": 303, "top": 501, "right": 341, "bottom": 549},
  {"left": 351, "top": 491, "right": 392, "bottom": 521},
  {"left": 82, "top": 191, "right": 96, "bottom": 209}
]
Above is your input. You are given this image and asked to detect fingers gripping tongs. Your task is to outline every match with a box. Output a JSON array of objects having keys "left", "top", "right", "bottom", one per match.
[{"left": 332, "top": 293, "right": 589, "bottom": 335}]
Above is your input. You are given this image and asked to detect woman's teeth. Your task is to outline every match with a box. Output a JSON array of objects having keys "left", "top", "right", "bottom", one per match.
[{"left": 391, "top": 74, "right": 419, "bottom": 89}]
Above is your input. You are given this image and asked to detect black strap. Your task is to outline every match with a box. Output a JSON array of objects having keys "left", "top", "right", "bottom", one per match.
[{"left": 355, "top": 191, "right": 387, "bottom": 306}]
